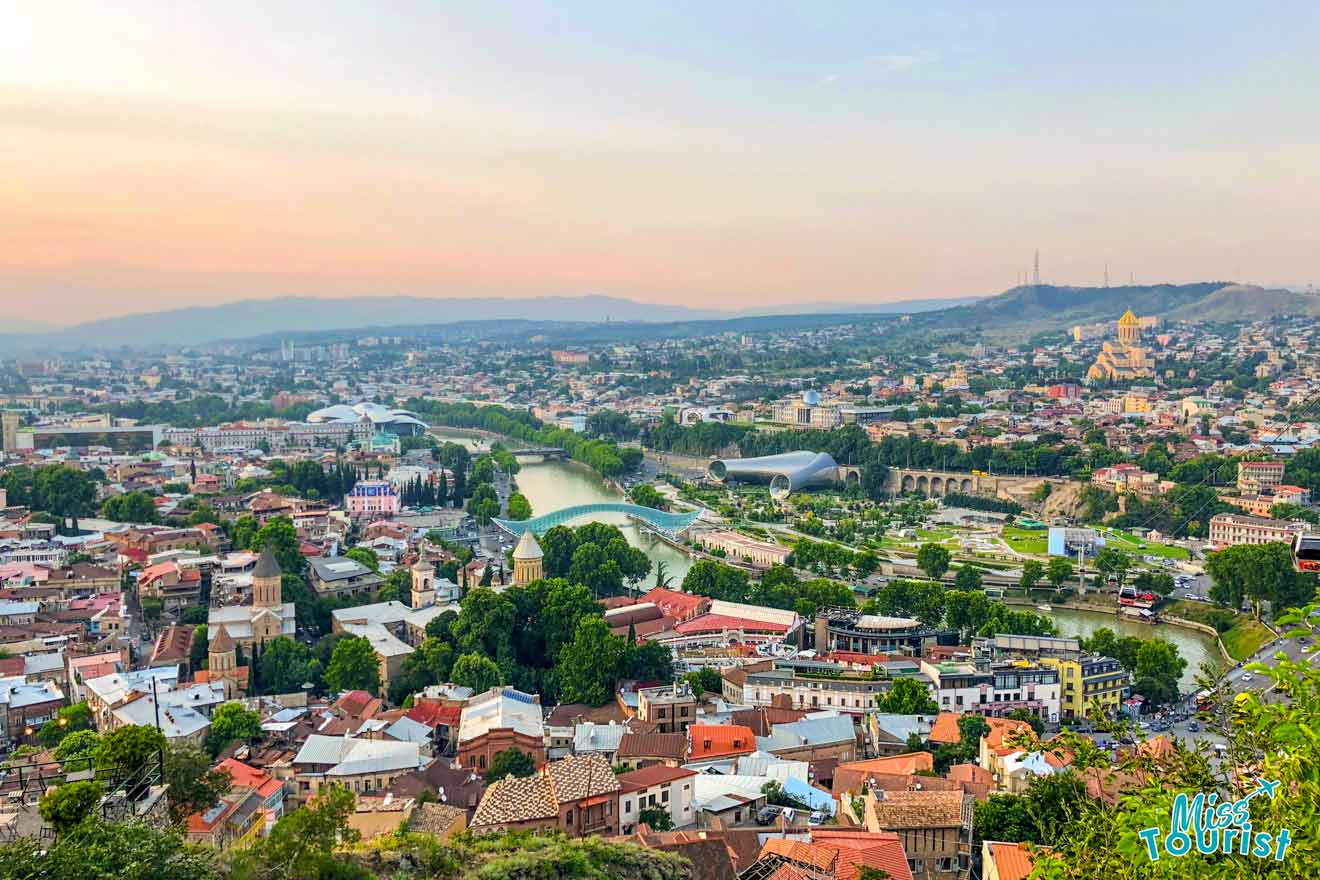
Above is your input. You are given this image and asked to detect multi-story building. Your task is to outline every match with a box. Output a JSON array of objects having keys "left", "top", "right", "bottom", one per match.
[
  {"left": 470, "top": 753, "right": 620, "bottom": 837},
  {"left": 637, "top": 683, "right": 697, "bottom": 734},
  {"left": 814, "top": 609, "right": 958, "bottom": 656},
  {"left": 307, "top": 556, "right": 384, "bottom": 599},
  {"left": 289, "top": 735, "right": 425, "bottom": 805},
  {"left": 864, "top": 789, "right": 974, "bottom": 880},
  {"left": 1237, "top": 460, "right": 1285, "bottom": 494},
  {"left": 457, "top": 687, "right": 547, "bottom": 774},
  {"left": 692, "top": 530, "right": 791, "bottom": 568},
  {"left": 344, "top": 480, "right": 400, "bottom": 520},
  {"left": 1039, "top": 655, "right": 1130, "bottom": 720},
  {"left": 617, "top": 765, "right": 697, "bottom": 832},
  {"left": 1209, "top": 513, "right": 1305, "bottom": 549},
  {"left": 736, "top": 658, "right": 925, "bottom": 715},
  {"left": 921, "top": 659, "right": 1060, "bottom": 723}
]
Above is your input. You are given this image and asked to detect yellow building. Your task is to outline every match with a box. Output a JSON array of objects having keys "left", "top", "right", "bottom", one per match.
[
  {"left": 1040, "top": 656, "right": 1130, "bottom": 720},
  {"left": 1086, "top": 309, "right": 1155, "bottom": 383},
  {"left": 511, "top": 530, "right": 544, "bottom": 586}
]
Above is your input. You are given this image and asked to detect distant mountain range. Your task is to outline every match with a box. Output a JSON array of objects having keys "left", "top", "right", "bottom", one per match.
[
  {"left": 3, "top": 283, "right": 1315, "bottom": 354},
  {"left": 0, "top": 293, "right": 978, "bottom": 352}
]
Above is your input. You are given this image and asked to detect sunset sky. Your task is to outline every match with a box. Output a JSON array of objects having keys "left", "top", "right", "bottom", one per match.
[{"left": 3, "top": 2, "right": 1318, "bottom": 324}]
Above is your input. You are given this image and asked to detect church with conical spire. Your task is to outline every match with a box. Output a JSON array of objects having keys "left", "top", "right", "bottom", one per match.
[
  {"left": 207, "top": 546, "right": 298, "bottom": 659},
  {"left": 511, "top": 530, "right": 544, "bottom": 586}
]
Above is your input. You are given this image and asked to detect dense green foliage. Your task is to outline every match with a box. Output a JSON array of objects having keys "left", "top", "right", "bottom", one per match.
[{"left": 874, "top": 677, "right": 939, "bottom": 714}]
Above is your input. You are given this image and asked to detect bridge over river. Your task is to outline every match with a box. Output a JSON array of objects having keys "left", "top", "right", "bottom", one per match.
[{"left": 492, "top": 502, "right": 701, "bottom": 537}]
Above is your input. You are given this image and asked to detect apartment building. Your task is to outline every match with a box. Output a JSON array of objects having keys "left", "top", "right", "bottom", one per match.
[{"left": 1208, "top": 513, "right": 1305, "bottom": 549}]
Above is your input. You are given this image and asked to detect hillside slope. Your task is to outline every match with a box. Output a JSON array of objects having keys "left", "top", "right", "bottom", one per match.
[
  {"left": 926, "top": 282, "right": 1230, "bottom": 329},
  {"left": 1161, "top": 285, "right": 1320, "bottom": 322}
]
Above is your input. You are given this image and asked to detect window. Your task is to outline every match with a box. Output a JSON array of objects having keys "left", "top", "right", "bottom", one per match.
[
  {"left": 565, "top": 811, "right": 572, "bottom": 825},
  {"left": 662, "top": 789, "right": 669, "bottom": 803},
  {"left": 607, "top": 802, "right": 612, "bottom": 816}
]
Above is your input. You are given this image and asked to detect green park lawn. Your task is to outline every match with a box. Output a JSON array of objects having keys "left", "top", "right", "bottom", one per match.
[
  {"left": 1092, "top": 526, "right": 1190, "bottom": 561},
  {"left": 1000, "top": 526, "right": 1049, "bottom": 555},
  {"left": 1163, "top": 599, "right": 1273, "bottom": 661}
]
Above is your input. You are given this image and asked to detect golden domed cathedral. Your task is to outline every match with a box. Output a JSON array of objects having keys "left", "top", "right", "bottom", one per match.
[{"left": 1087, "top": 309, "right": 1155, "bottom": 382}]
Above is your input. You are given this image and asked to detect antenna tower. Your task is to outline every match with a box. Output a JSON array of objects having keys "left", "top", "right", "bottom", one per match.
[{"left": 1032, "top": 250, "right": 1040, "bottom": 285}]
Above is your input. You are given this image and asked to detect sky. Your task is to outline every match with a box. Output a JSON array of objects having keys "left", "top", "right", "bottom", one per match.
[{"left": 2, "top": 1, "right": 1319, "bottom": 325}]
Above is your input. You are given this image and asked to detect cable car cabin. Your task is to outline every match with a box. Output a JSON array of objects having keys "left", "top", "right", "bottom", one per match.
[{"left": 1293, "top": 533, "right": 1320, "bottom": 573}]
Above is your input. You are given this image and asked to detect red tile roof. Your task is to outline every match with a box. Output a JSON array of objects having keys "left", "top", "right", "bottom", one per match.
[
  {"left": 617, "top": 765, "right": 697, "bottom": 790},
  {"left": 640, "top": 587, "right": 709, "bottom": 620},
  {"left": 986, "top": 842, "right": 1045, "bottom": 880},
  {"left": 674, "top": 613, "right": 790, "bottom": 636},
  {"left": 687, "top": 724, "right": 757, "bottom": 760}
]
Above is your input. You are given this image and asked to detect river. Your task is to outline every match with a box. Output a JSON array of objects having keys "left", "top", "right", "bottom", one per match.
[
  {"left": 431, "top": 433, "right": 696, "bottom": 585},
  {"left": 432, "top": 432, "right": 1214, "bottom": 687}
]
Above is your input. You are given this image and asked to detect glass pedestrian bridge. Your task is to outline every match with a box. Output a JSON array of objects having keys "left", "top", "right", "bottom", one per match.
[{"left": 492, "top": 502, "right": 702, "bottom": 537}]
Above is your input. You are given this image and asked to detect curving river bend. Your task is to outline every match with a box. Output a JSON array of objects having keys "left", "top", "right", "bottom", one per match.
[{"left": 435, "top": 433, "right": 1215, "bottom": 687}]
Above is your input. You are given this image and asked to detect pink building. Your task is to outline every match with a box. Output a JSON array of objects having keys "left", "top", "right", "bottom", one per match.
[{"left": 344, "top": 480, "right": 400, "bottom": 519}]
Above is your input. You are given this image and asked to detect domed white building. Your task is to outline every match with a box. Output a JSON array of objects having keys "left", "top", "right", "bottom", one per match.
[{"left": 305, "top": 402, "right": 428, "bottom": 436}]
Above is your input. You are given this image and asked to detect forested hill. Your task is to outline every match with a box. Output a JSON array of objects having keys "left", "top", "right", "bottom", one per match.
[{"left": 922, "top": 281, "right": 1231, "bottom": 329}]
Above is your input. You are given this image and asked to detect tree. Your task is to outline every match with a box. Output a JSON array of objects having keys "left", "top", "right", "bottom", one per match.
[
  {"left": 38, "top": 780, "right": 104, "bottom": 835},
  {"left": 206, "top": 702, "right": 262, "bottom": 756},
  {"left": 257, "top": 637, "right": 322, "bottom": 695},
  {"left": 761, "top": 781, "right": 811, "bottom": 810},
  {"left": 235, "top": 783, "right": 359, "bottom": 880},
  {"left": 251, "top": 516, "right": 302, "bottom": 574},
  {"left": 345, "top": 546, "right": 379, "bottom": 572},
  {"left": 452, "top": 588, "right": 516, "bottom": 659},
  {"left": 973, "top": 793, "right": 1036, "bottom": 845},
  {"left": 52, "top": 729, "right": 101, "bottom": 770},
  {"left": 37, "top": 702, "right": 93, "bottom": 748},
  {"left": 0, "top": 818, "right": 219, "bottom": 880},
  {"left": 683, "top": 667, "right": 723, "bottom": 696},
  {"left": 653, "top": 560, "right": 673, "bottom": 589},
  {"left": 100, "top": 491, "right": 159, "bottom": 524},
  {"left": 916, "top": 543, "right": 951, "bottom": 581},
  {"left": 628, "top": 640, "right": 675, "bottom": 684},
  {"left": 638, "top": 806, "right": 675, "bottom": 830},
  {"left": 943, "top": 589, "right": 991, "bottom": 640},
  {"left": 539, "top": 581, "right": 603, "bottom": 659},
  {"left": 506, "top": 492, "right": 533, "bottom": 521},
  {"left": 164, "top": 744, "right": 233, "bottom": 824},
  {"left": 568, "top": 542, "right": 624, "bottom": 598},
  {"left": 874, "top": 677, "right": 939, "bottom": 714},
  {"left": 1046, "top": 556, "right": 1074, "bottom": 592},
  {"left": 1093, "top": 546, "right": 1131, "bottom": 587},
  {"left": 629, "top": 484, "right": 665, "bottom": 510},
  {"left": 1206, "top": 541, "right": 1316, "bottom": 620},
  {"left": 1130, "top": 639, "right": 1186, "bottom": 707},
  {"left": 682, "top": 559, "right": 751, "bottom": 603},
  {"left": 140, "top": 597, "right": 163, "bottom": 623},
  {"left": 451, "top": 652, "right": 502, "bottom": 693},
  {"left": 1005, "top": 708, "right": 1045, "bottom": 736},
  {"left": 323, "top": 636, "right": 381, "bottom": 696},
  {"left": 954, "top": 565, "right": 983, "bottom": 591},
  {"left": 96, "top": 724, "right": 166, "bottom": 781},
  {"left": 389, "top": 637, "right": 455, "bottom": 705},
  {"left": 557, "top": 617, "right": 629, "bottom": 705},
  {"left": 485, "top": 747, "right": 536, "bottom": 784},
  {"left": 1132, "top": 569, "right": 1175, "bottom": 597},
  {"left": 1019, "top": 559, "right": 1045, "bottom": 592},
  {"left": 32, "top": 465, "right": 98, "bottom": 533},
  {"left": 377, "top": 566, "right": 412, "bottom": 604}
]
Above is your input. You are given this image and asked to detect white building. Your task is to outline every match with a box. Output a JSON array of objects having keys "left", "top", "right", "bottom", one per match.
[{"left": 618, "top": 765, "right": 698, "bottom": 832}]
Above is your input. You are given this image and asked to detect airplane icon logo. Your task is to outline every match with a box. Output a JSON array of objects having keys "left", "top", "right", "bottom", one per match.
[{"left": 1255, "top": 779, "right": 1280, "bottom": 800}]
